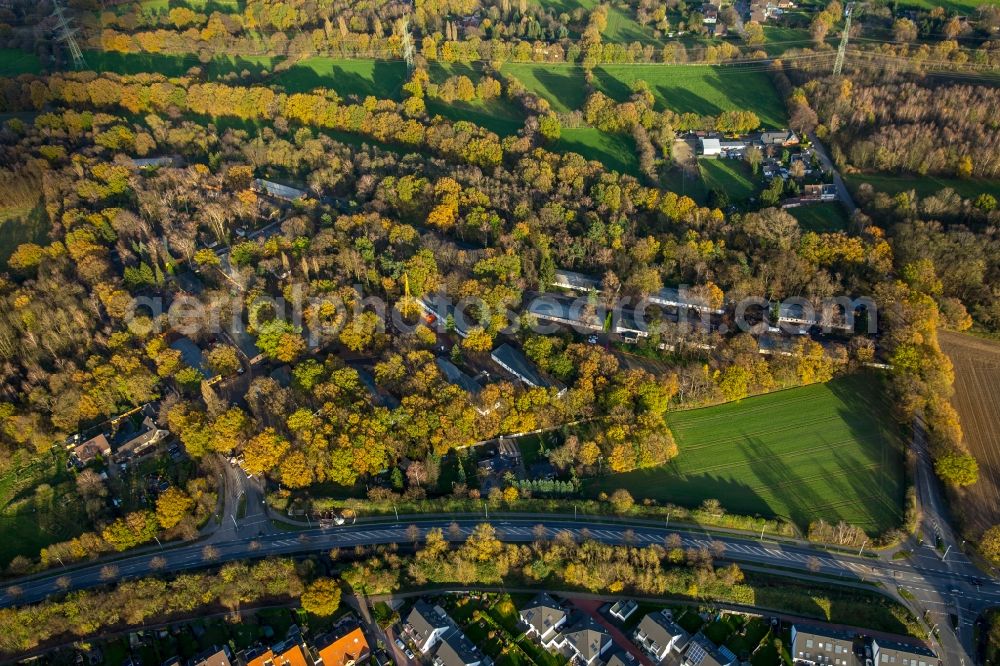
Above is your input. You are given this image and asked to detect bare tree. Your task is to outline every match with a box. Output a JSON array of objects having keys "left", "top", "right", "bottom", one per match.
[
  {"left": 406, "top": 524, "right": 421, "bottom": 544},
  {"left": 806, "top": 556, "right": 822, "bottom": 573},
  {"left": 99, "top": 565, "right": 119, "bottom": 582},
  {"left": 150, "top": 556, "right": 167, "bottom": 570},
  {"left": 447, "top": 522, "right": 462, "bottom": 541},
  {"left": 55, "top": 576, "right": 71, "bottom": 591},
  {"left": 532, "top": 524, "right": 548, "bottom": 543},
  {"left": 202, "top": 545, "right": 220, "bottom": 561}
]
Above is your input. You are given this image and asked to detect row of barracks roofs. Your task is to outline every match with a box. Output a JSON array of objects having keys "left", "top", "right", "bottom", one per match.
[{"left": 401, "top": 593, "right": 937, "bottom": 666}]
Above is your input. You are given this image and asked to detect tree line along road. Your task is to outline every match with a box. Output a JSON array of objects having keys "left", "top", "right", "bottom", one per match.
[{"left": 0, "top": 515, "right": 993, "bottom": 663}]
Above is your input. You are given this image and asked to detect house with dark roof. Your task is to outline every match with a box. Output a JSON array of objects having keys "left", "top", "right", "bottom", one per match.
[
  {"left": 551, "top": 617, "right": 612, "bottom": 665},
  {"left": 432, "top": 630, "right": 488, "bottom": 666},
  {"left": 113, "top": 413, "right": 169, "bottom": 457},
  {"left": 418, "top": 294, "right": 474, "bottom": 338},
  {"left": 169, "top": 336, "right": 215, "bottom": 379},
  {"left": 634, "top": 611, "right": 690, "bottom": 659},
  {"left": 649, "top": 286, "right": 724, "bottom": 315},
  {"left": 436, "top": 357, "right": 482, "bottom": 395},
  {"left": 526, "top": 294, "right": 603, "bottom": 332},
  {"left": 609, "top": 599, "right": 638, "bottom": 622},
  {"left": 682, "top": 633, "right": 736, "bottom": 666},
  {"left": 520, "top": 594, "right": 567, "bottom": 647},
  {"left": 790, "top": 624, "right": 860, "bottom": 666},
  {"left": 130, "top": 156, "right": 178, "bottom": 169},
  {"left": 490, "top": 343, "right": 553, "bottom": 390},
  {"left": 403, "top": 601, "right": 453, "bottom": 654},
  {"left": 603, "top": 652, "right": 637, "bottom": 666},
  {"left": 756, "top": 130, "right": 799, "bottom": 146},
  {"left": 190, "top": 646, "right": 232, "bottom": 666},
  {"left": 870, "top": 636, "right": 938, "bottom": 666}
]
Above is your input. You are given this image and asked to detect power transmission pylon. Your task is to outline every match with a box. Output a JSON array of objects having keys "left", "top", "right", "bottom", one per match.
[
  {"left": 399, "top": 16, "right": 415, "bottom": 71},
  {"left": 52, "top": 0, "right": 85, "bottom": 70},
  {"left": 833, "top": 1, "right": 855, "bottom": 76}
]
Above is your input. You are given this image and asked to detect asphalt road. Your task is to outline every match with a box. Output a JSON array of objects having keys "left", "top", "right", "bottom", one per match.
[
  {"left": 808, "top": 130, "right": 857, "bottom": 217},
  {"left": 1, "top": 516, "right": 993, "bottom": 663}
]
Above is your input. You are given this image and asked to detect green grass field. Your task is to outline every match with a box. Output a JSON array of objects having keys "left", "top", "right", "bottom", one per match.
[
  {"left": 0, "top": 49, "right": 42, "bottom": 77},
  {"left": 0, "top": 199, "right": 47, "bottom": 267},
  {"left": 555, "top": 127, "right": 639, "bottom": 176},
  {"left": 700, "top": 158, "right": 759, "bottom": 201},
  {"left": 846, "top": 172, "right": 1000, "bottom": 201},
  {"left": 603, "top": 5, "right": 659, "bottom": 43},
  {"left": 789, "top": 203, "right": 851, "bottom": 233},
  {"left": 81, "top": 50, "right": 281, "bottom": 78},
  {"left": 895, "top": 0, "right": 988, "bottom": 13},
  {"left": 275, "top": 57, "right": 407, "bottom": 99},
  {"left": 424, "top": 62, "right": 526, "bottom": 136},
  {"left": 586, "top": 375, "right": 906, "bottom": 533},
  {"left": 0, "top": 450, "right": 87, "bottom": 566},
  {"left": 503, "top": 63, "right": 787, "bottom": 127}
]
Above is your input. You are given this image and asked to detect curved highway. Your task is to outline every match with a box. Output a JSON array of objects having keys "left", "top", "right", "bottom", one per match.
[{"left": 1, "top": 515, "right": 994, "bottom": 664}]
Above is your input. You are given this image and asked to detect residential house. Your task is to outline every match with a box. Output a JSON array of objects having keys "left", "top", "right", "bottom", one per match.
[
  {"left": 316, "top": 627, "right": 371, "bottom": 666},
  {"left": 352, "top": 366, "right": 401, "bottom": 409},
  {"left": 527, "top": 294, "right": 603, "bottom": 332},
  {"left": 169, "top": 336, "right": 215, "bottom": 379},
  {"left": 552, "top": 617, "right": 613, "bottom": 666},
  {"left": 870, "top": 637, "right": 938, "bottom": 666},
  {"left": 190, "top": 646, "right": 232, "bottom": 666},
  {"left": 520, "top": 594, "right": 568, "bottom": 647},
  {"left": 802, "top": 184, "right": 837, "bottom": 201},
  {"left": 604, "top": 652, "right": 637, "bottom": 666},
  {"left": 682, "top": 633, "right": 736, "bottom": 666},
  {"left": 757, "top": 130, "right": 799, "bottom": 147},
  {"left": 72, "top": 433, "right": 111, "bottom": 465},
  {"left": 702, "top": 3, "right": 718, "bottom": 22},
  {"left": 700, "top": 137, "right": 722, "bottom": 157},
  {"left": 403, "top": 600, "right": 453, "bottom": 654},
  {"left": 719, "top": 139, "right": 747, "bottom": 156},
  {"left": 491, "top": 343, "right": 554, "bottom": 390},
  {"left": 608, "top": 599, "right": 638, "bottom": 622},
  {"left": 113, "top": 406, "right": 170, "bottom": 458},
  {"left": 634, "top": 612, "right": 691, "bottom": 659},
  {"left": 552, "top": 269, "right": 603, "bottom": 293},
  {"left": 790, "top": 625, "right": 860, "bottom": 666},
  {"left": 433, "top": 631, "right": 488, "bottom": 666}
]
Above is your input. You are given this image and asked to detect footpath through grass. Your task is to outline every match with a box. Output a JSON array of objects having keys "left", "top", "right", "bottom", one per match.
[{"left": 586, "top": 375, "right": 906, "bottom": 534}]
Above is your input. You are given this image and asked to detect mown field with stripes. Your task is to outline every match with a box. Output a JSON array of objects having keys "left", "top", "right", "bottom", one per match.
[{"left": 587, "top": 375, "right": 906, "bottom": 534}]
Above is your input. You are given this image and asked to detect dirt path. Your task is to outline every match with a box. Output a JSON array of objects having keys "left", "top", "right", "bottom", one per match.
[{"left": 939, "top": 330, "right": 1000, "bottom": 536}]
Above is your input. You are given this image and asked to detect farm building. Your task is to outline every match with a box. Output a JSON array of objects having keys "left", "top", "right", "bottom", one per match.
[{"left": 699, "top": 137, "right": 722, "bottom": 157}]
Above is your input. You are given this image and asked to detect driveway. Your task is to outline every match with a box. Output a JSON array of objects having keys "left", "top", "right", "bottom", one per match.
[
  {"left": 569, "top": 598, "right": 653, "bottom": 666},
  {"left": 807, "top": 131, "right": 857, "bottom": 216}
]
